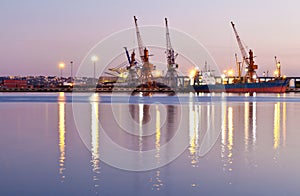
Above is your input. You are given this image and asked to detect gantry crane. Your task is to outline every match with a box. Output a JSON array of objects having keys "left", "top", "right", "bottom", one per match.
[
  {"left": 164, "top": 18, "right": 179, "bottom": 88},
  {"left": 231, "top": 21, "right": 258, "bottom": 82}
]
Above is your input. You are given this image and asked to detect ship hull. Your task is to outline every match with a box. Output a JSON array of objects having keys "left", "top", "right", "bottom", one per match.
[{"left": 193, "top": 79, "right": 289, "bottom": 93}]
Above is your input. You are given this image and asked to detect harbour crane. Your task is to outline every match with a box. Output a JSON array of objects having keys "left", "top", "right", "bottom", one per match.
[
  {"left": 124, "top": 47, "right": 139, "bottom": 86},
  {"left": 165, "top": 18, "right": 178, "bottom": 68},
  {"left": 231, "top": 21, "right": 258, "bottom": 82},
  {"left": 133, "top": 16, "right": 154, "bottom": 85},
  {"left": 134, "top": 16, "right": 146, "bottom": 63},
  {"left": 164, "top": 18, "right": 179, "bottom": 88},
  {"left": 231, "top": 21, "right": 250, "bottom": 66},
  {"left": 124, "top": 47, "right": 131, "bottom": 66}
]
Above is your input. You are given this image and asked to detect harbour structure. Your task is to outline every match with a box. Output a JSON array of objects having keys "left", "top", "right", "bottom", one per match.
[
  {"left": 124, "top": 47, "right": 139, "bottom": 86},
  {"left": 164, "top": 18, "right": 179, "bottom": 88},
  {"left": 2, "top": 79, "right": 27, "bottom": 89},
  {"left": 192, "top": 21, "right": 289, "bottom": 93},
  {"left": 133, "top": 16, "right": 154, "bottom": 86},
  {"left": 0, "top": 19, "right": 293, "bottom": 93}
]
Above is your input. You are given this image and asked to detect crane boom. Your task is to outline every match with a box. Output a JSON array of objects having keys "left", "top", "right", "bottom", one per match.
[
  {"left": 165, "top": 18, "right": 172, "bottom": 52},
  {"left": 165, "top": 18, "right": 177, "bottom": 67},
  {"left": 231, "top": 21, "right": 249, "bottom": 65},
  {"left": 124, "top": 47, "right": 131, "bottom": 64},
  {"left": 134, "top": 16, "right": 145, "bottom": 62}
]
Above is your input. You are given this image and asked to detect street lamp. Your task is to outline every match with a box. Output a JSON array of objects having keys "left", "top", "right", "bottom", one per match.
[
  {"left": 91, "top": 56, "right": 98, "bottom": 84},
  {"left": 59, "top": 62, "right": 65, "bottom": 79},
  {"left": 70, "top": 61, "right": 73, "bottom": 80}
]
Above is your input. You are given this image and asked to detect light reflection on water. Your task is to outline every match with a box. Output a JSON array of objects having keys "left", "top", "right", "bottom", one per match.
[
  {"left": 91, "top": 98, "right": 100, "bottom": 190},
  {"left": 58, "top": 101, "right": 66, "bottom": 182},
  {"left": 0, "top": 93, "right": 300, "bottom": 195}
]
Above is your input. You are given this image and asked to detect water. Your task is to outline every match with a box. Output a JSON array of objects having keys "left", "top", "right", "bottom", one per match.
[{"left": 1, "top": 92, "right": 300, "bottom": 195}]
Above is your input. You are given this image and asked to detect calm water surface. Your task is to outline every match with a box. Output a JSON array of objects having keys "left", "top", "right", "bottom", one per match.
[{"left": 0, "top": 92, "right": 300, "bottom": 195}]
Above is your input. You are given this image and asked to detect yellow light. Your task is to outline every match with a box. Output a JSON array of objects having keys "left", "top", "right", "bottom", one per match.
[
  {"left": 59, "top": 62, "right": 65, "bottom": 68},
  {"left": 227, "top": 70, "right": 234, "bottom": 77},
  {"left": 91, "top": 55, "right": 98, "bottom": 62},
  {"left": 276, "top": 62, "right": 281, "bottom": 69},
  {"left": 189, "top": 69, "right": 196, "bottom": 78},
  {"left": 274, "top": 70, "right": 279, "bottom": 76}
]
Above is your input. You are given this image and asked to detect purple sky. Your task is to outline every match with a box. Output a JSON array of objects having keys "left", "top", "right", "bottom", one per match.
[{"left": 1, "top": 0, "right": 300, "bottom": 76}]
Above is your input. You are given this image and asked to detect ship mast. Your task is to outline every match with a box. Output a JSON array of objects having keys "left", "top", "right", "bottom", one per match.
[{"left": 274, "top": 56, "right": 281, "bottom": 78}]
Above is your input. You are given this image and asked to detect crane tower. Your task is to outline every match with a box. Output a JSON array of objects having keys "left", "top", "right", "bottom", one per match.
[
  {"left": 133, "top": 16, "right": 154, "bottom": 85},
  {"left": 231, "top": 21, "right": 258, "bottom": 82},
  {"left": 164, "top": 18, "right": 178, "bottom": 88}
]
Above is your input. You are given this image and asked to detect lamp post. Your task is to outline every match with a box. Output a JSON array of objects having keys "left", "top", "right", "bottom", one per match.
[
  {"left": 70, "top": 61, "right": 73, "bottom": 80},
  {"left": 91, "top": 56, "right": 98, "bottom": 85},
  {"left": 59, "top": 62, "right": 65, "bottom": 79}
]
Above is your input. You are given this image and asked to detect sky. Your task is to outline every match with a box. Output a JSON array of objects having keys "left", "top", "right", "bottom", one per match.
[{"left": 1, "top": 0, "right": 300, "bottom": 76}]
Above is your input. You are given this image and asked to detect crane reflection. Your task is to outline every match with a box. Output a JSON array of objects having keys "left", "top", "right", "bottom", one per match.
[{"left": 244, "top": 101, "right": 257, "bottom": 152}]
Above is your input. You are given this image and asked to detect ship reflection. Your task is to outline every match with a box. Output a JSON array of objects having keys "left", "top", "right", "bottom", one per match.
[{"left": 58, "top": 92, "right": 66, "bottom": 182}]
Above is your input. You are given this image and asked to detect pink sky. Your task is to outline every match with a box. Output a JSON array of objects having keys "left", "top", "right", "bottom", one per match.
[{"left": 1, "top": 0, "right": 300, "bottom": 76}]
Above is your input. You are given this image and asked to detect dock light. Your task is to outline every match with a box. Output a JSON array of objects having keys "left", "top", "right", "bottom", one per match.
[
  {"left": 59, "top": 62, "right": 65, "bottom": 79},
  {"left": 189, "top": 69, "right": 196, "bottom": 79},
  {"left": 59, "top": 62, "right": 65, "bottom": 68},
  {"left": 227, "top": 70, "right": 234, "bottom": 77},
  {"left": 274, "top": 70, "right": 279, "bottom": 77},
  {"left": 91, "top": 55, "right": 98, "bottom": 62},
  {"left": 91, "top": 55, "right": 98, "bottom": 84}
]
